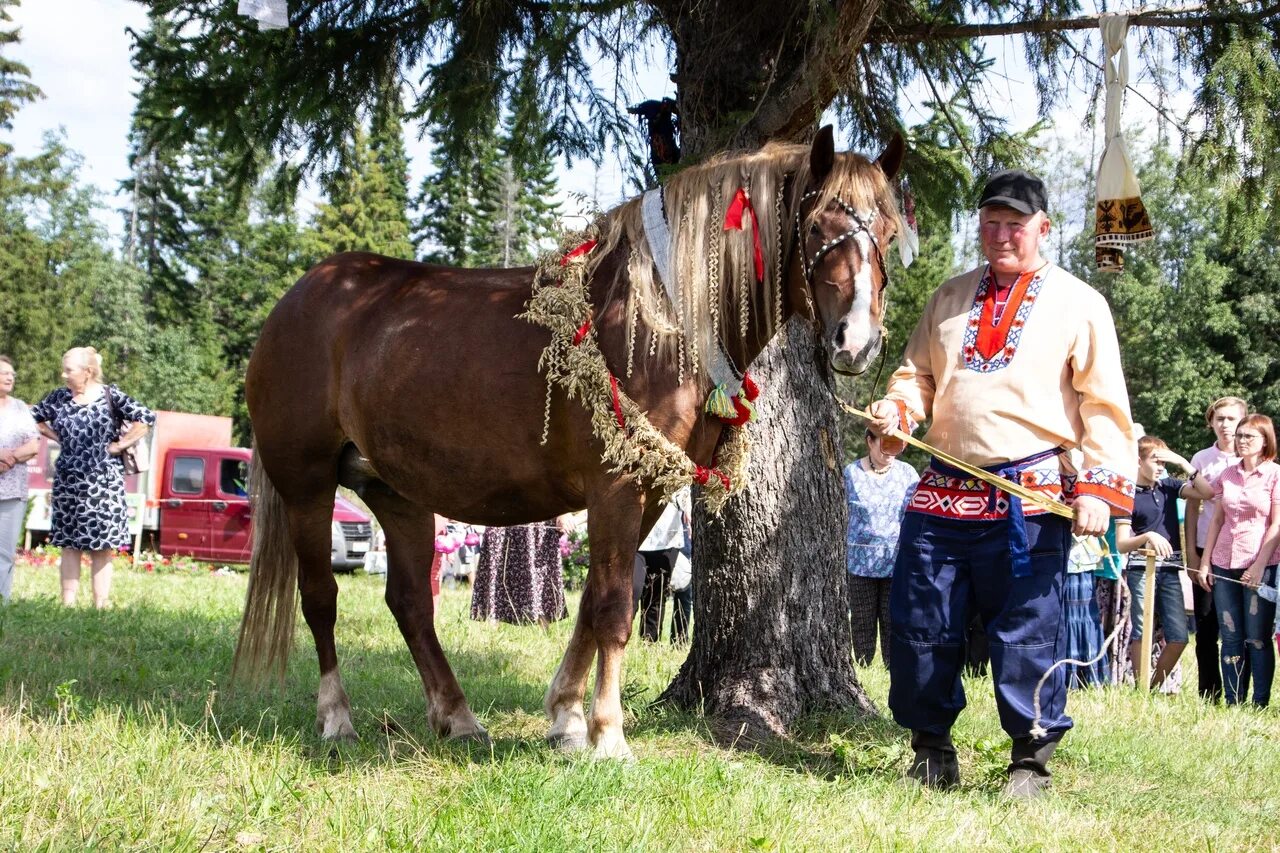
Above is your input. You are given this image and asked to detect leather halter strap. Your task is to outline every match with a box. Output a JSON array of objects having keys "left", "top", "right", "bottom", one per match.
[{"left": 793, "top": 189, "right": 891, "bottom": 294}]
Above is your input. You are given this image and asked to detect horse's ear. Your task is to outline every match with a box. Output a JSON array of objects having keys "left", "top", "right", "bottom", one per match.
[
  {"left": 810, "top": 125, "right": 835, "bottom": 182},
  {"left": 876, "top": 132, "right": 906, "bottom": 180}
]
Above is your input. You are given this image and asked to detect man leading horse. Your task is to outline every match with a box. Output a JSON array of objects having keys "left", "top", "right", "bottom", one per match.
[{"left": 867, "top": 169, "right": 1137, "bottom": 798}]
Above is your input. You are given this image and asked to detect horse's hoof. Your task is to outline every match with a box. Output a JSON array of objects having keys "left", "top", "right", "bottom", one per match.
[
  {"left": 547, "top": 732, "right": 590, "bottom": 753},
  {"left": 318, "top": 719, "right": 358, "bottom": 741},
  {"left": 591, "top": 736, "right": 635, "bottom": 762},
  {"left": 450, "top": 728, "right": 492, "bottom": 748}
]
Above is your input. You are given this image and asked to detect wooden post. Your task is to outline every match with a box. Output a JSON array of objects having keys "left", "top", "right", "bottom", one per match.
[{"left": 1137, "top": 549, "right": 1157, "bottom": 690}]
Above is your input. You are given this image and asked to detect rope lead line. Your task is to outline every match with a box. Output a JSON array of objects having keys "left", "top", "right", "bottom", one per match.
[{"left": 836, "top": 399, "right": 1074, "bottom": 519}]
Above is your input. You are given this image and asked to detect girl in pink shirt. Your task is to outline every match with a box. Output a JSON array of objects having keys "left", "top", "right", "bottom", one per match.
[{"left": 1192, "top": 414, "right": 1280, "bottom": 706}]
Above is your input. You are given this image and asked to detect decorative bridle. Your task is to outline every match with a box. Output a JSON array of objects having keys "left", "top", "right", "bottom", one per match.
[{"left": 793, "top": 189, "right": 892, "bottom": 292}]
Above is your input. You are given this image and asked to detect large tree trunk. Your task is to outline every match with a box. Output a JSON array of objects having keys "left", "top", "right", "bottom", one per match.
[
  {"left": 656, "top": 0, "right": 885, "bottom": 156},
  {"left": 661, "top": 318, "right": 875, "bottom": 742},
  {"left": 650, "top": 0, "right": 887, "bottom": 741}
]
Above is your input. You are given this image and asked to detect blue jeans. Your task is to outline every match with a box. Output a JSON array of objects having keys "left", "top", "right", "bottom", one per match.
[
  {"left": 889, "top": 513, "right": 1072, "bottom": 739},
  {"left": 1125, "top": 568, "right": 1191, "bottom": 643},
  {"left": 1212, "top": 565, "right": 1277, "bottom": 706}
]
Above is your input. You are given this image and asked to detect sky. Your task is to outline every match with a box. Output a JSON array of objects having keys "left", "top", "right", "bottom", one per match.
[{"left": 7, "top": 0, "right": 1186, "bottom": 243}]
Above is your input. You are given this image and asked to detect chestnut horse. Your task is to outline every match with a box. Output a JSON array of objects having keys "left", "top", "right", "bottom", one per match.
[{"left": 234, "top": 127, "right": 904, "bottom": 759}]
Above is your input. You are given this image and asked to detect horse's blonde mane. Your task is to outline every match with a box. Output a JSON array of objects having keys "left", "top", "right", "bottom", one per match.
[{"left": 591, "top": 141, "right": 902, "bottom": 386}]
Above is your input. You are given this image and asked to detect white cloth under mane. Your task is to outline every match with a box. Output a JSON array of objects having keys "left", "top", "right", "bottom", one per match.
[{"left": 641, "top": 189, "right": 744, "bottom": 397}]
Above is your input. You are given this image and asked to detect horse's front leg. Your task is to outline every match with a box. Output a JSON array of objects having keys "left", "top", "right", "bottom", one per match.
[
  {"left": 544, "top": 612, "right": 596, "bottom": 752},
  {"left": 573, "top": 489, "right": 659, "bottom": 760}
]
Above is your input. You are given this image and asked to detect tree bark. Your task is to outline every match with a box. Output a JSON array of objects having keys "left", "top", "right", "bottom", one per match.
[
  {"left": 661, "top": 318, "right": 875, "bottom": 743},
  {"left": 656, "top": 0, "right": 883, "bottom": 157}
]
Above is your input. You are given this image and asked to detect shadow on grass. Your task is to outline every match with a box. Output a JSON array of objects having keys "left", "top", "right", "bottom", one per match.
[
  {"left": 0, "top": 595, "right": 575, "bottom": 767},
  {"left": 1, "top": 593, "right": 926, "bottom": 780},
  {"left": 622, "top": 685, "right": 913, "bottom": 782}
]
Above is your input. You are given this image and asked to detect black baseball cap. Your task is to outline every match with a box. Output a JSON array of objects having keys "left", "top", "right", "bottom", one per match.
[{"left": 978, "top": 169, "right": 1047, "bottom": 215}]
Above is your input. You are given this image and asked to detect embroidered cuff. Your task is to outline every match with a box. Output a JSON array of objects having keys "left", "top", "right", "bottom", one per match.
[
  {"left": 893, "top": 400, "right": 917, "bottom": 435},
  {"left": 1074, "top": 467, "right": 1135, "bottom": 515}
]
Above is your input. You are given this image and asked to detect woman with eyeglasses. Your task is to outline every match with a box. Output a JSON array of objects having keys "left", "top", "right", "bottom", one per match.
[{"left": 1190, "top": 413, "right": 1280, "bottom": 706}]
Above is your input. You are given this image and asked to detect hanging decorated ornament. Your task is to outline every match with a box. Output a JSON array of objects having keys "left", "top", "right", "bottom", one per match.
[
  {"left": 433, "top": 532, "right": 460, "bottom": 554},
  {"left": 1094, "top": 14, "right": 1154, "bottom": 273},
  {"left": 238, "top": 0, "right": 288, "bottom": 30}
]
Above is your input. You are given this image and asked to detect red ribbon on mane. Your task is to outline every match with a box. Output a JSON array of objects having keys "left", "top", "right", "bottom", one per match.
[
  {"left": 724, "top": 188, "right": 765, "bottom": 283},
  {"left": 608, "top": 374, "right": 626, "bottom": 429},
  {"left": 560, "top": 239, "right": 598, "bottom": 266}
]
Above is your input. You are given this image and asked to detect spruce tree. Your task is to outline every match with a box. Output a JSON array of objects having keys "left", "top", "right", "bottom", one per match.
[
  {"left": 367, "top": 82, "right": 413, "bottom": 259},
  {"left": 120, "top": 12, "right": 193, "bottom": 324},
  {"left": 413, "top": 125, "right": 477, "bottom": 265},
  {"left": 307, "top": 119, "right": 413, "bottom": 262}
]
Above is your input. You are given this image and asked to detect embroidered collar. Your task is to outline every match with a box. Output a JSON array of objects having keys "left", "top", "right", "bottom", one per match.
[{"left": 961, "top": 265, "right": 1051, "bottom": 373}]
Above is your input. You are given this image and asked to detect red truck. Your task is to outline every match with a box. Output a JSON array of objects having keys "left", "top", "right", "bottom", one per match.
[{"left": 25, "top": 410, "right": 373, "bottom": 568}]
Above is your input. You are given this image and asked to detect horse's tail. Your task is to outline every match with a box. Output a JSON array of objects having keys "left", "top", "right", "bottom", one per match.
[{"left": 231, "top": 446, "right": 298, "bottom": 685}]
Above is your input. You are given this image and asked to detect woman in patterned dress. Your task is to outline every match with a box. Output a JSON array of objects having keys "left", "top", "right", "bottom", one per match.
[
  {"left": 470, "top": 518, "right": 571, "bottom": 627},
  {"left": 844, "top": 429, "right": 918, "bottom": 667},
  {"left": 32, "top": 347, "right": 155, "bottom": 608}
]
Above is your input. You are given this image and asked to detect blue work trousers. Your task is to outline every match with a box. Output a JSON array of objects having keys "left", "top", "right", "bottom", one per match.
[{"left": 888, "top": 512, "right": 1073, "bottom": 739}]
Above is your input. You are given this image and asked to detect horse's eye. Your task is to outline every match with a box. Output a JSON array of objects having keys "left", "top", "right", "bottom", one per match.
[{"left": 808, "top": 224, "right": 820, "bottom": 236}]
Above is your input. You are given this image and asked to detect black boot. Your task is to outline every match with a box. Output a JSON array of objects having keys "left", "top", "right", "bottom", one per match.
[
  {"left": 908, "top": 730, "right": 960, "bottom": 789},
  {"left": 1003, "top": 735, "right": 1059, "bottom": 799}
]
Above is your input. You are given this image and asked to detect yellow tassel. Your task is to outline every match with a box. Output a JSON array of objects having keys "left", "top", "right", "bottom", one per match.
[
  {"left": 705, "top": 384, "right": 736, "bottom": 419},
  {"left": 739, "top": 396, "right": 757, "bottom": 422}
]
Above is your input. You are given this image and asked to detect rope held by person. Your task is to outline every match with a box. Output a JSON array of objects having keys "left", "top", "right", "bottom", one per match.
[{"left": 836, "top": 399, "right": 1073, "bottom": 520}]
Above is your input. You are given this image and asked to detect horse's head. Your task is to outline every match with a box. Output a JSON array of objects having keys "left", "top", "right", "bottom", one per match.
[{"left": 790, "top": 127, "right": 904, "bottom": 375}]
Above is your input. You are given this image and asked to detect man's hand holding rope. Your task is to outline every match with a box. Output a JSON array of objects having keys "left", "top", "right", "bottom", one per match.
[{"left": 866, "top": 399, "right": 1111, "bottom": 536}]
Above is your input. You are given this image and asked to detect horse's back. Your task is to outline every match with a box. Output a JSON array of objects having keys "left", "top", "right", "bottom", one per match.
[{"left": 247, "top": 251, "right": 584, "bottom": 519}]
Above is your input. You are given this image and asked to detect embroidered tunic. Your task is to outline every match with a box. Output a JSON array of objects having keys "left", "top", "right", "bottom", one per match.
[{"left": 886, "top": 263, "right": 1136, "bottom": 517}]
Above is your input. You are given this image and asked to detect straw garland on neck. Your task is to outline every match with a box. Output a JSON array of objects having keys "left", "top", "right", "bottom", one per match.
[{"left": 519, "top": 227, "right": 752, "bottom": 514}]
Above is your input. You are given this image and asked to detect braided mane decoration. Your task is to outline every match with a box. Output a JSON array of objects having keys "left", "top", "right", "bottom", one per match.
[
  {"left": 519, "top": 143, "right": 900, "bottom": 511},
  {"left": 595, "top": 141, "right": 902, "bottom": 385},
  {"left": 520, "top": 228, "right": 750, "bottom": 513}
]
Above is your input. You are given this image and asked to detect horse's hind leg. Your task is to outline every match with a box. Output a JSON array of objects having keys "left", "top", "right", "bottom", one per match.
[
  {"left": 287, "top": 499, "right": 358, "bottom": 740},
  {"left": 376, "top": 499, "right": 487, "bottom": 742}
]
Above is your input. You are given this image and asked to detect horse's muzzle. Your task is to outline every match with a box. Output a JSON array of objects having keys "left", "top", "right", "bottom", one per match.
[{"left": 830, "top": 331, "right": 881, "bottom": 376}]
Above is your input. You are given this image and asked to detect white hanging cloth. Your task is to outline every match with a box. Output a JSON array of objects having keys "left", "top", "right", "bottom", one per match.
[
  {"left": 238, "top": 0, "right": 289, "bottom": 30},
  {"left": 1094, "top": 14, "right": 1153, "bottom": 273}
]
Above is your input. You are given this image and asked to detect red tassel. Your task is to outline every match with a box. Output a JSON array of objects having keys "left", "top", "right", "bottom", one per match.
[
  {"left": 609, "top": 374, "right": 626, "bottom": 429},
  {"left": 693, "top": 465, "right": 731, "bottom": 491},
  {"left": 572, "top": 319, "right": 592, "bottom": 346},
  {"left": 722, "top": 397, "right": 753, "bottom": 427},
  {"left": 724, "top": 188, "right": 765, "bottom": 283},
  {"left": 741, "top": 372, "right": 760, "bottom": 401},
  {"left": 560, "top": 239, "right": 598, "bottom": 266}
]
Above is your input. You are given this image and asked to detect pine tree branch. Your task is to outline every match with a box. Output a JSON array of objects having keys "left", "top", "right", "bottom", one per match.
[{"left": 868, "top": 1, "right": 1279, "bottom": 42}]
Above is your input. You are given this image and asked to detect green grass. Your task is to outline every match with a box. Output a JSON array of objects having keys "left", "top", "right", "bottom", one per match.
[{"left": 2, "top": 561, "right": 1279, "bottom": 851}]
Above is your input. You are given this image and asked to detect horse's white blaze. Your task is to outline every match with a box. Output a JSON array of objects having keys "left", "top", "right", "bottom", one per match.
[
  {"left": 834, "top": 231, "right": 875, "bottom": 358},
  {"left": 316, "top": 670, "right": 357, "bottom": 740}
]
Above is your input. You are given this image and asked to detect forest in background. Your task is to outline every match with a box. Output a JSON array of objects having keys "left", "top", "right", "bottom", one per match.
[{"left": 2, "top": 2, "right": 1276, "bottom": 459}]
